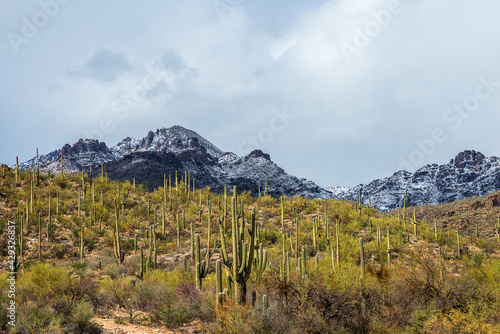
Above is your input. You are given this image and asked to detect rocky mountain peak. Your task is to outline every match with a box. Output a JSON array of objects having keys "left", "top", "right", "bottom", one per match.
[
  {"left": 111, "top": 126, "right": 223, "bottom": 160},
  {"left": 246, "top": 150, "right": 271, "bottom": 160},
  {"left": 451, "top": 150, "right": 486, "bottom": 169},
  {"left": 144, "top": 131, "right": 156, "bottom": 147},
  {"left": 17, "top": 126, "right": 329, "bottom": 199},
  {"left": 329, "top": 150, "right": 500, "bottom": 211},
  {"left": 61, "top": 139, "right": 110, "bottom": 156}
]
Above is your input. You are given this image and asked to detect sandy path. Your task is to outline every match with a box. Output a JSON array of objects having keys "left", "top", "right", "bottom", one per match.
[{"left": 93, "top": 317, "right": 204, "bottom": 334}]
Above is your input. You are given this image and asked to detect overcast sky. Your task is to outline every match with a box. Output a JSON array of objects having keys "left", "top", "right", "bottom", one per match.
[{"left": 1, "top": 0, "right": 500, "bottom": 188}]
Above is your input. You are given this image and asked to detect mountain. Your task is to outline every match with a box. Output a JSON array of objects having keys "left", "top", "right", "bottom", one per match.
[
  {"left": 328, "top": 150, "right": 500, "bottom": 211},
  {"left": 18, "top": 126, "right": 330, "bottom": 198}
]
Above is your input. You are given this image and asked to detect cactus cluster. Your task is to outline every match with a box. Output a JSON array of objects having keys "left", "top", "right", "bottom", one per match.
[{"left": 6, "top": 159, "right": 500, "bottom": 332}]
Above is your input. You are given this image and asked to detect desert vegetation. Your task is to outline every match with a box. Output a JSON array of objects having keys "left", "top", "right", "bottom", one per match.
[{"left": 0, "top": 162, "right": 500, "bottom": 333}]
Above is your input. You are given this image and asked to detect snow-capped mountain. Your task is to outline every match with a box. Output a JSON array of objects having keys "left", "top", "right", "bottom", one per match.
[
  {"left": 325, "top": 185, "right": 351, "bottom": 198},
  {"left": 18, "top": 126, "right": 330, "bottom": 198},
  {"left": 328, "top": 150, "right": 500, "bottom": 211},
  {"left": 21, "top": 127, "right": 498, "bottom": 207}
]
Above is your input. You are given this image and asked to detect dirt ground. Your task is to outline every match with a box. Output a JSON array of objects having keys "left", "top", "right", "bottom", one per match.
[{"left": 93, "top": 316, "right": 205, "bottom": 334}]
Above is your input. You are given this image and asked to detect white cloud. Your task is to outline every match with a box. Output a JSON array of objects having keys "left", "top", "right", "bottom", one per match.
[
  {"left": 2, "top": 0, "right": 500, "bottom": 188},
  {"left": 68, "top": 49, "right": 131, "bottom": 82}
]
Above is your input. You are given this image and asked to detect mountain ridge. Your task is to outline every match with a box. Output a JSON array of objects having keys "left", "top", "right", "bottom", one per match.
[
  {"left": 16, "top": 125, "right": 331, "bottom": 198},
  {"left": 15, "top": 127, "right": 500, "bottom": 208},
  {"left": 328, "top": 150, "right": 500, "bottom": 211}
]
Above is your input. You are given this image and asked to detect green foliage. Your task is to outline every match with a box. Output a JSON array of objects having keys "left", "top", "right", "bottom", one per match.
[
  {"left": 2, "top": 170, "right": 500, "bottom": 332},
  {"left": 15, "top": 263, "right": 100, "bottom": 333}
]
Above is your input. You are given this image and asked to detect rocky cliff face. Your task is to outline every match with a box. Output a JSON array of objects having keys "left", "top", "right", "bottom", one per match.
[
  {"left": 328, "top": 150, "right": 500, "bottom": 211},
  {"left": 19, "top": 126, "right": 330, "bottom": 198}
]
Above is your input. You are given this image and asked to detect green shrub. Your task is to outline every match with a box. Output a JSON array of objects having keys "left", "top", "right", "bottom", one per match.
[
  {"left": 66, "top": 300, "right": 101, "bottom": 334},
  {"left": 15, "top": 301, "right": 64, "bottom": 334},
  {"left": 15, "top": 263, "right": 102, "bottom": 333}
]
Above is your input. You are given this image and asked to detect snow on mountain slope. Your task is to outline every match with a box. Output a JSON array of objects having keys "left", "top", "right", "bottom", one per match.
[
  {"left": 212, "top": 150, "right": 331, "bottom": 198},
  {"left": 325, "top": 185, "right": 351, "bottom": 198},
  {"left": 113, "top": 126, "right": 223, "bottom": 159},
  {"left": 16, "top": 125, "right": 328, "bottom": 198},
  {"left": 328, "top": 150, "right": 500, "bottom": 211},
  {"left": 18, "top": 126, "right": 499, "bottom": 206},
  {"left": 18, "top": 139, "right": 120, "bottom": 174}
]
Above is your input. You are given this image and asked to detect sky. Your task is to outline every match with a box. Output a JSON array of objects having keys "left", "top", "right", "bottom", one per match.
[{"left": 1, "top": 0, "right": 500, "bottom": 188}]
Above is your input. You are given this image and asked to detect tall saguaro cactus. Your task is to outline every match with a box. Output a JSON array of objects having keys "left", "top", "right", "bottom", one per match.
[
  {"left": 36, "top": 148, "right": 40, "bottom": 186},
  {"left": 216, "top": 259, "right": 223, "bottom": 309},
  {"left": 219, "top": 196, "right": 257, "bottom": 304},
  {"left": 80, "top": 225, "right": 85, "bottom": 261},
  {"left": 15, "top": 156, "right": 19, "bottom": 183},
  {"left": 402, "top": 191, "right": 406, "bottom": 228},
  {"left": 359, "top": 238, "right": 365, "bottom": 285},
  {"left": 38, "top": 213, "right": 42, "bottom": 262},
  {"left": 300, "top": 246, "right": 307, "bottom": 282},
  {"left": 255, "top": 242, "right": 267, "bottom": 284},
  {"left": 336, "top": 222, "right": 340, "bottom": 267},
  {"left": 280, "top": 197, "right": 284, "bottom": 230},
  {"left": 203, "top": 201, "right": 214, "bottom": 265},
  {"left": 195, "top": 234, "right": 209, "bottom": 289},
  {"left": 387, "top": 225, "right": 391, "bottom": 266},
  {"left": 114, "top": 200, "right": 122, "bottom": 265},
  {"left": 496, "top": 215, "right": 500, "bottom": 245},
  {"left": 312, "top": 217, "right": 320, "bottom": 252},
  {"left": 60, "top": 150, "right": 64, "bottom": 175}
]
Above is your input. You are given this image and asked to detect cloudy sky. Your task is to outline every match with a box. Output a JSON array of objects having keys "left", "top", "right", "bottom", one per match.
[{"left": 1, "top": 0, "right": 500, "bottom": 188}]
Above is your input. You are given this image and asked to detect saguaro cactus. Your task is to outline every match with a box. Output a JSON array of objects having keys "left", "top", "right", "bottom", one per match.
[
  {"left": 387, "top": 225, "right": 391, "bottom": 266},
  {"left": 138, "top": 246, "right": 144, "bottom": 280},
  {"left": 312, "top": 217, "right": 321, "bottom": 252},
  {"left": 195, "top": 234, "right": 209, "bottom": 289},
  {"left": 280, "top": 197, "right": 285, "bottom": 230},
  {"left": 263, "top": 295, "right": 269, "bottom": 315},
  {"left": 80, "top": 225, "right": 85, "bottom": 261},
  {"left": 206, "top": 202, "right": 213, "bottom": 257},
  {"left": 330, "top": 244, "right": 335, "bottom": 271},
  {"left": 152, "top": 224, "right": 157, "bottom": 268},
  {"left": 36, "top": 148, "right": 40, "bottom": 186},
  {"left": 176, "top": 212, "right": 181, "bottom": 247},
  {"left": 30, "top": 180, "right": 34, "bottom": 216},
  {"left": 439, "top": 247, "right": 445, "bottom": 281},
  {"left": 359, "top": 238, "right": 365, "bottom": 281},
  {"left": 336, "top": 222, "right": 340, "bottom": 267},
  {"left": 89, "top": 163, "right": 92, "bottom": 186},
  {"left": 357, "top": 189, "right": 362, "bottom": 209},
  {"left": 376, "top": 219, "right": 381, "bottom": 249},
  {"left": 434, "top": 219, "right": 438, "bottom": 241},
  {"left": 496, "top": 215, "right": 500, "bottom": 245},
  {"left": 15, "top": 156, "right": 19, "bottom": 183},
  {"left": 294, "top": 218, "right": 299, "bottom": 259},
  {"left": 403, "top": 191, "right": 406, "bottom": 228},
  {"left": 114, "top": 200, "right": 122, "bottom": 265},
  {"left": 219, "top": 196, "right": 257, "bottom": 304},
  {"left": 190, "top": 222, "right": 195, "bottom": 263},
  {"left": 254, "top": 243, "right": 267, "bottom": 284},
  {"left": 300, "top": 246, "right": 306, "bottom": 281},
  {"left": 223, "top": 186, "right": 227, "bottom": 216},
  {"left": 38, "top": 213, "right": 42, "bottom": 262},
  {"left": 413, "top": 209, "right": 417, "bottom": 236},
  {"left": 216, "top": 259, "right": 223, "bottom": 309},
  {"left": 19, "top": 216, "right": 24, "bottom": 273}
]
